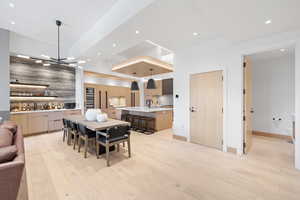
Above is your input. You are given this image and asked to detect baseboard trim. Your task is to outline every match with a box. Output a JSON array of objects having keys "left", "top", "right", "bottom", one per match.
[
  {"left": 173, "top": 135, "right": 187, "bottom": 142},
  {"left": 252, "top": 131, "right": 293, "bottom": 140},
  {"left": 227, "top": 147, "right": 237, "bottom": 154}
]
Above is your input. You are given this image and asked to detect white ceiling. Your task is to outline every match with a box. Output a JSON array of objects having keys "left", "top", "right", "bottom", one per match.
[
  {"left": 249, "top": 46, "right": 295, "bottom": 62},
  {"left": 1, "top": 0, "right": 300, "bottom": 68},
  {"left": 0, "top": 0, "right": 118, "bottom": 54},
  {"left": 81, "top": 0, "right": 300, "bottom": 65}
]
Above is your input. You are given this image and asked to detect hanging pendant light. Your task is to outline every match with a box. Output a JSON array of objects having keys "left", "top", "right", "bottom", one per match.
[
  {"left": 130, "top": 72, "right": 139, "bottom": 91},
  {"left": 131, "top": 81, "right": 139, "bottom": 91},
  {"left": 147, "top": 68, "right": 156, "bottom": 89}
]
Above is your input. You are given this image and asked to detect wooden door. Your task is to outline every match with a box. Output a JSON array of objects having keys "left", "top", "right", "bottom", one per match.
[
  {"left": 243, "top": 57, "right": 253, "bottom": 153},
  {"left": 190, "top": 70, "right": 223, "bottom": 150}
]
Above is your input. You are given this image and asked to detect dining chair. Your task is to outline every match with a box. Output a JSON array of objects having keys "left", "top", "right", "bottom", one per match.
[
  {"left": 62, "top": 118, "right": 68, "bottom": 143},
  {"left": 69, "top": 121, "right": 80, "bottom": 150},
  {"left": 77, "top": 124, "right": 96, "bottom": 158},
  {"left": 96, "top": 125, "right": 131, "bottom": 167},
  {"left": 66, "top": 120, "right": 73, "bottom": 145}
]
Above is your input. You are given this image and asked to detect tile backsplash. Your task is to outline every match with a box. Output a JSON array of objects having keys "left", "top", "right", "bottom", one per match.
[{"left": 158, "top": 95, "right": 173, "bottom": 106}]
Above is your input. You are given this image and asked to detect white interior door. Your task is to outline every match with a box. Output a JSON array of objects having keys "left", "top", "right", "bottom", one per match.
[{"left": 190, "top": 70, "right": 223, "bottom": 150}]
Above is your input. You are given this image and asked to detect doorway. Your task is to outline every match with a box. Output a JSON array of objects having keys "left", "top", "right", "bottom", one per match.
[
  {"left": 190, "top": 70, "right": 223, "bottom": 150},
  {"left": 243, "top": 47, "right": 295, "bottom": 166}
]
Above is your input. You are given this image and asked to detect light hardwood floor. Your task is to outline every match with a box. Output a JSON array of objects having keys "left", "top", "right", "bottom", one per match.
[{"left": 23, "top": 130, "right": 300, "bottom": 200}]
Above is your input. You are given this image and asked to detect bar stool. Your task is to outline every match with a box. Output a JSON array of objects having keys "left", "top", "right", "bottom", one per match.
[
  {"left": 126, "top": 114, "right": 133, "bottom": 127},
  {"left": 132, "top": 115, "right": 140, "bottom": 131},
  {"left": 145, "top": 117, "right": 155, "bottom": 134},
  {"left": 138, "top": 117, "right": 148, "bottom": 133},
  {"left": 121, "top": 114, "right": 128, "bottom": 121}
]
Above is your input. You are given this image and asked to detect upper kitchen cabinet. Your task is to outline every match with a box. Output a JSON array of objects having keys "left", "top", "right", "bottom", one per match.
[
  {"left": 162, "top": 78, "right": 173, "bottom": 95},
  {"left": 144, "top": 80, "right": 162, "bottom": 96}
]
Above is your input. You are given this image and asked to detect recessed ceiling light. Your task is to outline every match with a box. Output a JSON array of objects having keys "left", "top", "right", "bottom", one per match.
[
  {"left": 69, "top": 63, "right": 76, "bottom": 67},
  {"left": 35, "top": 60, "right": 42, "bottom": 63},
  {"left": 11, "top": 21, "right": 15, "bottom": 25},
  {"left": 78, "top": 60, "right": 86, "bottom": 64},
  {"left": 9, "top": 3, "right": 15, "bottom": 8},
  {"left": 67, "top": 57, "right": 75, "bottom": 60},
  {"left": 41, "top": 54, "right": 50, "bottom": 59},
  {"left": 112, "top": 43, "right": 117, "bottom": 47},
  {"left": 135, "top": 30, "right": 140, "bottom": 34},
  {"left": 265, "top": 20, "right": 272, "bottom": 24},
  {"left": 43, "top": 63, "right": 51, "bottom": 66},
  {"left": 280, "top": 48, "right": 286, "bottom": 52},
  {"left": 193, "top": 32, "right": 199, "bottom": 36},
  {"left": 17, "top": 55, "right": 30, "bottom": 59}
]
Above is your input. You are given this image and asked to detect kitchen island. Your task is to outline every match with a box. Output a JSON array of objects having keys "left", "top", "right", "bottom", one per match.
[{"left": 117, "top": 107, "right": 173, "bottom": 131}]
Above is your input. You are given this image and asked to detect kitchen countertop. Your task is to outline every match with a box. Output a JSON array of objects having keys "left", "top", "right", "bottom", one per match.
[
  {"left": 116, "top": 107, "right": 173, "bottom": 113},
  {"left": 11, "top": 108, "right": 81, "bottom": 115}
]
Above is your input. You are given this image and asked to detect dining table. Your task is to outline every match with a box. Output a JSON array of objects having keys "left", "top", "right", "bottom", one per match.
[{"left": 64, "top": 115, "right": 130, "bottom": 131}]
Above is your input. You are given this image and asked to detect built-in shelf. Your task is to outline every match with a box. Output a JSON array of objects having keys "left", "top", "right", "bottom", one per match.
[
  {"left": 10, "top": 96, "right": 58, "bottom": 101},
  {"left": 10, "top": 82, "right": 49, "bottom": 89}
]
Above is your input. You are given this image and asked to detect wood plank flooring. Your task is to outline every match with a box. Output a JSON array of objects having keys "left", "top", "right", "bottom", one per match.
[{"left": 23, "top": 130, "right": 300, "bottom": 200}]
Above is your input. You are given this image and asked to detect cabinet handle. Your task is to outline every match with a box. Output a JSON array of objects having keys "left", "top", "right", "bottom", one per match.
[
  {"left": 105, "top": 91, "right": 108, "bottom": 109},
  {"left": 99, "top": 91, "right": 102, "bottom": 109}
]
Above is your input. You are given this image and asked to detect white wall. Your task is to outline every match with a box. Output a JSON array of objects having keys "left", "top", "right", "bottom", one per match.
[
  {"left": 0, "top": 29, "right": 10, "bottom": 120},
  {"left": 9, "top": 32, "right": 61, "bottom": 58},
  {"left": 252, "top": 55, "right": 295, "bottom": 136},
  {"left": 295, "top": 40, "right": 300, "bottom": 170},
  {"left": 173, "top": 30, "right": 300, "bottom": 168},
  {"left": 174, "top": 46, "right": 242, "bottom": 153},
  {"left": 76, "top": 67, "right": 84, "bottom": 113}
]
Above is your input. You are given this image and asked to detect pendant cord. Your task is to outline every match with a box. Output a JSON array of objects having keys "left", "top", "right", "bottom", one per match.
[{"left": 58, "top": 25, "right": 60, "bottom": 61}]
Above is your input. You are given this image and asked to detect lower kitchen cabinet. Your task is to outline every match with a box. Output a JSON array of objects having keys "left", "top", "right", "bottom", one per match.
[
  {"left": 10, "top": 114, "right": 29, "bottom": 136},
  {"left": 10, "top": 109, "right": 81, "bottom": 136},
  {"left": 27, "top": 113, "right": 49, "bottom": 134}
]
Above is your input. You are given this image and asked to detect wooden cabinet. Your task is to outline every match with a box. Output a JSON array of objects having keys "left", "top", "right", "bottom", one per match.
[
  {"left": 107, "top": 108, "right": 117, "bottom": 119},
  {"left": 162, "top": 78, "right": 173, "bottom": 95},
  {"left": 10, "top": 114, "right": 29, "bottom": 136},
  {"left": 130, "top": 92, "right": 140, "bottom": 107},
  {"left": 85, "top": 83, "right": 136, "bottom": 113},
  {"left": 144, "top": 80, "right": 162, "bottom": 97},
  {"left": 63, "top": 109, "right": 81, "bottom": 116},
  {"left": 155, "top": 110, "right": 173, "bottom": 131},
  {"left": 48, "top": 112, "right": 63, "bottom": 132},
  {"left": 27, "top": 113, "right": 48, "bottom": 134},
  {"left": 10, "top": 109, "right": 81, "bottom": 136}
]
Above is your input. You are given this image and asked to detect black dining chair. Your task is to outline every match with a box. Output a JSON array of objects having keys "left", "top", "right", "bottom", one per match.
[
  {"left": 66, "top": 120, "right": 73, "bottom": 145},
  {"left": 62, "top": 118, "right": 68, "bottom": 143},
  {"left": 77, "top": 124, "right": 96, "bottom": 158},
  {"left": 69, "top": 121, "right": 80, "bottom": 150},
  {"left": 96, "top": 125, "right": 131, "bottom": 167}
]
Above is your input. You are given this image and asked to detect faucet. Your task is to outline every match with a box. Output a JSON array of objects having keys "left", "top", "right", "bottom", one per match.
[{"left": 146, "top": 99, "right": 153, "bottom": 108}]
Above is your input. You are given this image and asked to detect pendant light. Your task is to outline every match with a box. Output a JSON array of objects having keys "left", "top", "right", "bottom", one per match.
[
  {"left": 147, "top": 68, "right": 156, "bottom": 89},
  {"left": 130, "top": 72, "right": 139, "bottom": 91}
]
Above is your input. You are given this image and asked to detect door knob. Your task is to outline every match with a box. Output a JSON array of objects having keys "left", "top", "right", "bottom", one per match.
[{"left": 189, "top": 107, "right": 196, "bottom": 112}]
